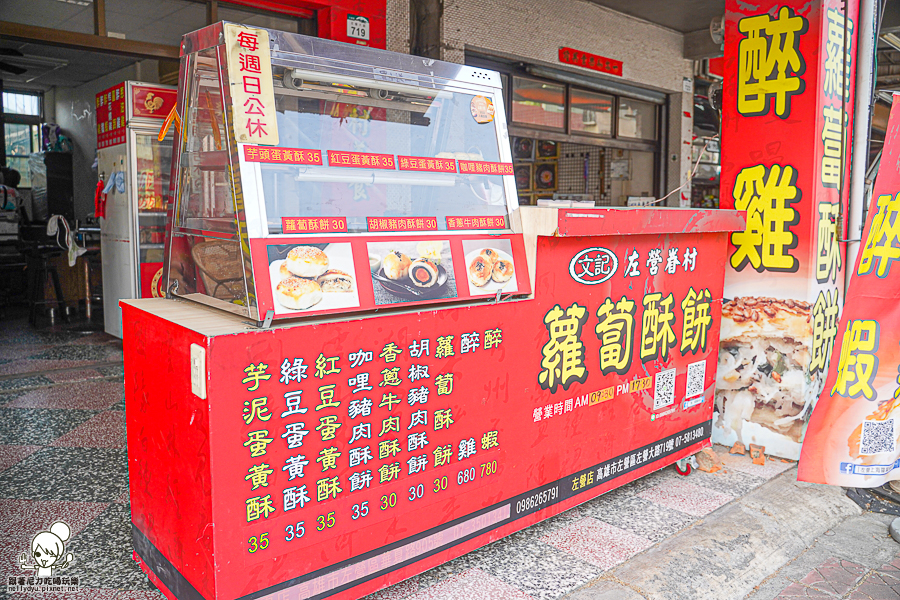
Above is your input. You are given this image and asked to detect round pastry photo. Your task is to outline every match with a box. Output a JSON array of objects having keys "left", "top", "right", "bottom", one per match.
[
  {"left": 462, "top": 238, "right": 518, "bottom": 296},
  {"left": 267, "top": 243, "right": 360, "bottom": 315},
  {"left": 366, "top": 240, "right": 457, "bottom": 305}
]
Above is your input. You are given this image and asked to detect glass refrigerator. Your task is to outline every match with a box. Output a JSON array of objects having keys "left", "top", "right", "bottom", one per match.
[{"left": 97, "top": 81, "right": 177, "bottom": 337}]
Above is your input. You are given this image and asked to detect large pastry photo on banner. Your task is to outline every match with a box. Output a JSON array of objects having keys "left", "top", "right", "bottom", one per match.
[
  {"left": 367, "top": 240, "right": 457, "bottom": 305},
  {"left": 462, "top": 239, "right": 518, "bottom": 296},
  {"left": 714, "top": 296, "right": 821, "bottom": 458},
  {"left": 267, "top": 243, "right": 359, "bottom": 314}
]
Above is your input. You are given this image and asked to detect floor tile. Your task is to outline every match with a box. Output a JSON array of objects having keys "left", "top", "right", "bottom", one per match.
[
  {"left": 539, "top": 517, "right": 652, "bottom": 571},
  {"left": 849, "top": 571, "right": 900, "bottom": 600},
  {"left": 2, "top": 381, "right": 124, "bottom": 411},
  {"left": 720, "top": 450, "right": 795, "bottom": 479},
  {"left": 800, "top": 557, "right": 868, "bottom": 596},
  {"left": 0, "top": 447, "right": 128, "bottom": 502},
  {"left": 52, "top": 411, "right": 125, "bottom": 449},
  {"left": 773, "top": 582, "right": 836, "bottom": 598},
  {"left": 0, "top": 445, "right": 42, "bottom": 474},
  {"left": 637, "top": 479, "right": 734, "bottom": 517},
  {"left": 363, "top": 576, "right": 420, "bottom": 600},
  {"left": 878, "top": 553, "right": 900, "bottom": 574},
  {"left": 579, "top": 493, "right": 696, "bottom": 542},
  {"left": 27, "top": 345, "right": 119, "bottom": 362},
  {"left": 407, "top": 568, "right": 534, "bottom": 600},
  {"left": 0, "top": 345, "right": 52, "bottom": 362},
  {"left": 66, "top": 504, "right": 154, "bottom": 590},
  {"left": 685, "top": 466, "right": 768, "bottom": 498},
  {"left": 7, "top": 587, "right": 121, "bottom": 600},
  {"left": 0, "top": 408, "right": 96, "bottom": 445},
  {"left": 97, "top": 366, "right": 125, "bottom": 378},
  {"left": 0, "top": 359, "right": 98, "bottom": 377},
  {"left": 0, "top": 377, "right": 54, "bottom": 392},
  {"left": 476, "top": 534, "right": 603, "bottom": 600},
  {"left": 116, "top": 591, "right": 167, "bottom": 599},
  {"left": 46, "top": 369, "right": 107, "bottom": 384},
  {"left": 0, "top": 498, "right": 109, "bottom": 585}
]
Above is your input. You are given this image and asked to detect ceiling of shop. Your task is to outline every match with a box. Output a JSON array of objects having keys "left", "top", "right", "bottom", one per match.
[
  {"left": 0, "top": 39, "right": 139, "bottom": 89},
  {"left": 0, "top": 0, "right": 300, "bottom": 91},
  {"left": 584, "top": 0, "right": 725, "bottom": 34}
]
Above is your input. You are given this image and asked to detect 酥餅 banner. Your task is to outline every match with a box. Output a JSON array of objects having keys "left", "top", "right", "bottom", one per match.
[
  {"left": 715, "top": 0, "right": 857, "bottom": 458},
  {"left": 799, "top": 96, "right": 900, "bottom": 487}
]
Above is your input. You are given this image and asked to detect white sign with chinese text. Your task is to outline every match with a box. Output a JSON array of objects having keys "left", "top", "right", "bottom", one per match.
[
  {"left": 347, "top": 15, "right": 370, "bottom": 41},
  {"left": 224, "top": 24, "right": 279, "bottom": 147}
]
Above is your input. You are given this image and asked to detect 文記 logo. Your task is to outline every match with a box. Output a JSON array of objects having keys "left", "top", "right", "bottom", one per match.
[
  {"left": 569, "top": 247, "right": 618, "bottom": 285},
  {"left": 7, "top": 521, "right": 79, "bottom": 593}
]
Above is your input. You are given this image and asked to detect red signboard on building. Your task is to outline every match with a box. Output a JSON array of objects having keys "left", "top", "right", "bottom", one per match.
[{"left": 558, "top": 47, "right": 623, "bottom": 77}]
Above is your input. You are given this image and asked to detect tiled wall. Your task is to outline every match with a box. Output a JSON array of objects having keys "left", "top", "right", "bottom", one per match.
[
  {"left": 441, "top": 0, "right": 691, "bottom": 93},
  {"left": 387, "top": 0, "right": 409, "bottom": 54},
  {"left": 440, "top": 0, "right": 694, "bottom": 206}
]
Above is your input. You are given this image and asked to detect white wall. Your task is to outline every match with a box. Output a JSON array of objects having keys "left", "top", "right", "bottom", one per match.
[
  {"left": 442, "top": 0, "right": 690, "bottom": 93},
  {"left": 52, "top": 60, "right": 159, "bottom": 220}
]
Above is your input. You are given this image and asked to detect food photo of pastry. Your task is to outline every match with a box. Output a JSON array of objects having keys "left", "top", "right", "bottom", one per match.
[
  {"left": 714, "top": 296, "right": 820, "bottom": 459},
  {"left": 267, "top": 243, "right": 359, "bottom": 314},
  {"left": 462, "top": 238, "right": 518, "bottom": 296},
  {"left": 367, "top": 240, "right": 457, "bottom": 305}
]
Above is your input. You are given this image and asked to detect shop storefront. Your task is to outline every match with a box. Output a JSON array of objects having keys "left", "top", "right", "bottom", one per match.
[{"left": 119, "top": 22, "right": 744, "bottom": 600}]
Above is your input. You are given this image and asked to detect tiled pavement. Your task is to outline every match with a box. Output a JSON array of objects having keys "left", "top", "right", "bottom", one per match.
[{"left": 0, "top": 315, "right": 898, "bottom": 600}]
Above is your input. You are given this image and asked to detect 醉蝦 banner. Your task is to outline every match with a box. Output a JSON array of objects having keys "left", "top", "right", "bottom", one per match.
[{"left": 800, "top": 95, "right": 900, "bottom": 486}]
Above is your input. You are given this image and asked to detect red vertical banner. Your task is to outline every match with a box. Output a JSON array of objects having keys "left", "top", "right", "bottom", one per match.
[
  {"left": 96, "top": 83, "right": 126, "bottom": 148},
  {"left": 799, "top": 97, "right": 900, "bottom": 486},
  {"left": 716, "top": 0, "right": 857, "bottom": 459}
]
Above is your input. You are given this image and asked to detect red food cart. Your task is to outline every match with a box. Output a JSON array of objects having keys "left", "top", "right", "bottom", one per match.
[{"left": 123, "top": 21, "right": 745, "bottom": 600}]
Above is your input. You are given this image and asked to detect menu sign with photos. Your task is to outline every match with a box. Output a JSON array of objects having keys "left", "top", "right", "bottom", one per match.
[{"left": 224, "top": 24, "right": 279, "bottom": 146}]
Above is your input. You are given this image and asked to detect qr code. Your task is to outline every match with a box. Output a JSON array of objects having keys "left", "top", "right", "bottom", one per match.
[
  {"left": 654, "top": 368, "right": 676, "bottom": 410},
  {"left": 860, "top": 419, "right": 896, "bottom": 455},
  {"left": 685, "top": 360, "right": 706, "bottom": 399}
]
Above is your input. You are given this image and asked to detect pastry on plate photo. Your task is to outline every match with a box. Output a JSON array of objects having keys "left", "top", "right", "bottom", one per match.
[
  {"left": 409, "top": 259, "right": 439, "bottom": 288},
  {"left": 462, "top": 240, "right": 518, "bottom": 296},
  {"left": 285, "top": 245, "right": 329, "bottom": 278},
  {"left": 492, "top": 258, "right": 514, "bottom": 283},
  {"left": 383, "top": 251, "right": 412, "bottom": 280},
  {"left": 317, "top": 269, "right": 354, "bottom": 292},
  {"left": 267, "top": 243, "right": 360, "bottom": 314},
  {"left": 367, "top": 240, "right": 457, "bottom": 305},
  {"left": 468, "top": 255, "right": 492, "bottom": 287},
  {"left": 276, "top": 277, "right": 323, "bottom": 310}
]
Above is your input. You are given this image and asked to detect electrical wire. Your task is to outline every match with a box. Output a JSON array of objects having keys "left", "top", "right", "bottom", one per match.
[{"left": 647, "top": 137, "right": 714, "bottom": 206}]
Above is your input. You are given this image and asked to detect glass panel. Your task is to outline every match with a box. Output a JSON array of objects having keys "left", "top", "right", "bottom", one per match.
[
  {"left": 6, "top": 157, "right": 30, "bottom": 188},
  {"left": 570, "top": 88, "right": 613, "bottom": 136},
  {"left": 176, "top": 49, "right": 237, "bottom": 234},
  {"left": 136, "top": 133, "right": 173, "bottom": 261},
  {"left": 511, "top": 78, "right": 564, "bottom": 129},
  {"left": 258, "top": 70, "right": 511, "bottom": 234},
  {"left": 618, "top": 98, "right": 657, "bottom": 140},
  {"left": 2, "top": 91, "right": 41, "bottom": 116},
  {"left": 4, "top": 122, "right": 35, "bottom": 187}
]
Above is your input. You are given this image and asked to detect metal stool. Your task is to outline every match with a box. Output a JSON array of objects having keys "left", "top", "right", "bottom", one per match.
[{"left": 24, "top": 248, "right": 70, "bottom": 326}]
